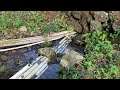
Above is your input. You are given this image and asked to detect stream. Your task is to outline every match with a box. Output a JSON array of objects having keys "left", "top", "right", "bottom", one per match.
[{"left": 0, "top": 38, "right": 83, "bottom": 79}]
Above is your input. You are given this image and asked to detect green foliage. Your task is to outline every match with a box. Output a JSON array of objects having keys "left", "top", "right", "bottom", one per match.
[
  {"left": 84, "top": 29, "right": 114, "bottom": 60},
  {"left": 14, "top": 19, "right": 23, "bottom": 28},
  {"left": 42, "top": 22, "right": 59, "bottom": 34},
  {"left": 59, "top": 66, "right": 82, "bottom": 79},
  {"left": 110, "top": 30, "right": 120, "bottom": 40},
  {"left": 83, "top": 29, "right": 120, "bottom": 79}
]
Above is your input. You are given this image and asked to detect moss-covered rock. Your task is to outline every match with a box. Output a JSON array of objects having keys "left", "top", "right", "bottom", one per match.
[
  {"left": 38, "top": 47, "right": 56, "bottom": 64},
  {"left": 0, "top": 55, "right": 8, "bottom": 62},
  {"left": 40, "top": 40, "right": 52, "bottom": 47},
  {"left": 60, "top": 49, "right": 84, "bottom": 68}
]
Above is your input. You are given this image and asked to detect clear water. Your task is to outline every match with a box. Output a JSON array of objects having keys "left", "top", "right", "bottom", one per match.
[{"left": 0, "top": 38, "right": 83, "bottom": 79}]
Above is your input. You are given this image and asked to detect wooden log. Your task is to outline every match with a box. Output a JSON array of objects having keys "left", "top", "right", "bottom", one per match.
[{"left": 0, "top": 31, "right": 76, "bottom": 48}]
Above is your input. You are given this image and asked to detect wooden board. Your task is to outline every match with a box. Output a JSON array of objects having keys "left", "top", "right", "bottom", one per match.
[{"left": 0, "top": 31, "right": 76, "bottom": 48}]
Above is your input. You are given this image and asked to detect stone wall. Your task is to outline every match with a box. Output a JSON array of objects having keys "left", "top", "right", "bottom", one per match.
[{"left": 65, "top": 11, "right": 120, "bottom": 44}]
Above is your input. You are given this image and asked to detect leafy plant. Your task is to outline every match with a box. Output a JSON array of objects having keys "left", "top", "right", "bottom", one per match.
[{"left": 83, "top": 29, "right": 119, "bottom": 79}]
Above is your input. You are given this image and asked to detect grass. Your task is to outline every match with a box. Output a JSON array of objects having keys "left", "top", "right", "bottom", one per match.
[{"left": 0, "top": 11, "right": 74, "bottom": 39}]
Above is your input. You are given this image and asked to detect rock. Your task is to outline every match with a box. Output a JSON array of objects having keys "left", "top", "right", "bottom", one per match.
[
  {"left": 80, "top": 11, "right": 93, "bottom": 23},
  {"left": 38, "top": 48, "right": 56, "bottom": 64},
  {"left": 30, "top": 31, "right": 35, "bottom": 36},
  {"left": 89, "top": 11, "right": 95, "bottom": 17},
  {"left": 90, "top": 20, "right": 102, "bottom": 31},
  {"left": 67, "top": 11, "right": 72, "bottom": 17},
  {"left": 60, "top": 49, "right": 84, "bottom": 68},
  {"left": 40, "top": 40, "right": 52, "bottom": 47},
  {"left": 82, "top": 20, "right": 90, "bottom": 33},
  {"left": 72, "top": 11, "right": 82, "bottom": 19},
  {"left": 108, "top": 11, "right": 120, "bottom": 31},
  {"left": 73, "top": 34, "right": 83, "bottom": 45},
  {"left": 112, "top": 20, "right": 120, "bottom": 31},
  {"left": 109, "top": 11, "right": 120, "bottom": 20},
  {"left": 69, "top": 17, "right": 83, "bottom": 33},
  {"left": 94, "top": 11, "right": 108, "bottom": 23},
  {"left": 73, "top": 22, "right": 83, "bottom": 33},
  {"left": 19, "top": 26, "right": 27, "bottom": 32},
  {"left": 0, "top": 55, "right": 8, "bottom": 62}
]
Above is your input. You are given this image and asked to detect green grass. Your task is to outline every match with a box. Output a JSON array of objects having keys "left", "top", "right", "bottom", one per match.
[{"left": 0, "top": 11, "right": 73, "bottom": 38}]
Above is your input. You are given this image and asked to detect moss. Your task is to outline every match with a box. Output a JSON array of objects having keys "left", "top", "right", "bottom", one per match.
[
  {"left": 0, "top": 66, "right": 7, "bottom": 74},
  {"left": 41, "top": 39, "right": 52, "bottom": 47},
  {"left": 0, "top": 55, "right": 8, "bottom": 61}
]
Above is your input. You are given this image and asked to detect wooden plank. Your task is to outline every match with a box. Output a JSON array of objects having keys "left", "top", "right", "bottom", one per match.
[{"left": 0, "top": 31, "right": 76, "bottom": 48}]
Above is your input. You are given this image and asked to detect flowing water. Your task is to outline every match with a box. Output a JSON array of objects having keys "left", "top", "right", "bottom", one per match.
[{"left": 0, "top": 38, "right": 83, "bottom": 79}]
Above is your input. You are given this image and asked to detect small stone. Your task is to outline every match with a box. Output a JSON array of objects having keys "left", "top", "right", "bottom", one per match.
[{"left": 19, "top": 26, "right": 27, "bottom": 32}]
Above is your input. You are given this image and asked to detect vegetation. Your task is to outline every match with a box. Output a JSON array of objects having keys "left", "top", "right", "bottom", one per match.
[
  {"left": 60, "top": 29, "right": 120, "bottom": 79},
  {"left": 0, "top": 11, "right": 73, "bottom": 39}
]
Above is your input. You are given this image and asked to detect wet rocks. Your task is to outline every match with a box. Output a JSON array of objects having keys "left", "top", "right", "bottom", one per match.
[
  {"left": 38, "top": 47, "right": 56, "bottom": 64},
  {"left": 60, "top": 49, "right": 84, "bottom": 68},
  {"left": 90, "top": 20, "right": 102, "bottom": 31}
]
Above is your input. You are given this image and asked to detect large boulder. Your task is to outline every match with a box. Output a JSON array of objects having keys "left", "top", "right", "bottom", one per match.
[
  {"left": 73, "top": 21, "right": 83, "bottom": 33},
  {"left": 72, "top": 11, "right": 82, "bottom": 19},
  {"left": 109, "top": 11, "right": 120, "bottom": 31},
  {"left": 80, "top": 11, "right": 93, "bottom": 23},
  {"left": 109, "top": 11, "right": 120, "bottom": 20},
  {"left": 60, "top": 49, "right": 84, "bottom": 68},
  {"left": 69, "top": 17, "right": 83, "bottom": 33},
  {"left": 38, "top": 48, "right": 56, "bottom": 64},
  {"left": 90, "top": 20, "right": 102, "bottom": 31},
  {"left": 112, "top": 20, "right": 120, "bottom": 31},
  {"left": 94, "top": 11, "right": 108, "bottom": 23}
]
